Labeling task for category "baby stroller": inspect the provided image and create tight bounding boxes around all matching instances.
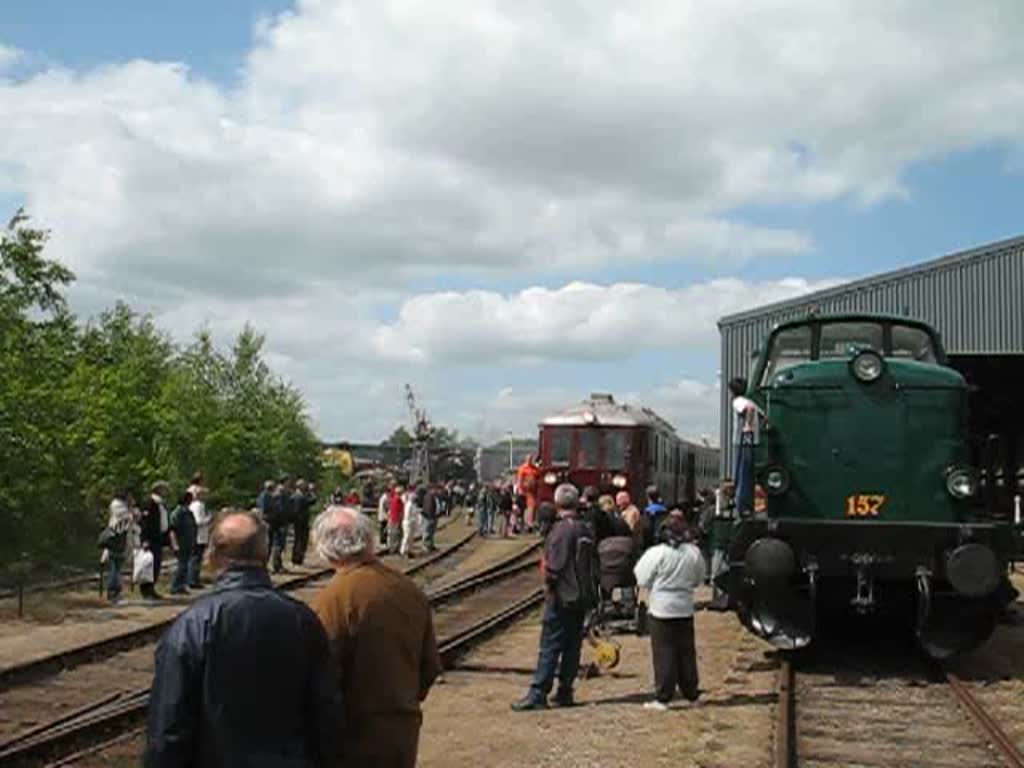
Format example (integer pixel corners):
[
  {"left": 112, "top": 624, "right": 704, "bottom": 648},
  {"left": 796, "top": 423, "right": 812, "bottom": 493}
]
[{"left": 592, "top": 535, "right": 647, "bottom": 636}]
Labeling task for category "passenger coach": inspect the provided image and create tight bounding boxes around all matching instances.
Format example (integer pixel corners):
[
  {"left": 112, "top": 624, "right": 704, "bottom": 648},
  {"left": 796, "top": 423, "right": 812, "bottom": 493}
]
[{"left": 536, "top": 393, "right": 718, "bottom": 507}]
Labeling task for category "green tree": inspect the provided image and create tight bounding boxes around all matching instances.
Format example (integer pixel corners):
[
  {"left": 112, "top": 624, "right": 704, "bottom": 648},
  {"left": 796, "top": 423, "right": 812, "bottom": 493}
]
[
  {"left": 0, "top": 209, "right": 323, "bottom": 571},
  {"left": 0, "top": 211, "right": 81, "bottom": 568}
]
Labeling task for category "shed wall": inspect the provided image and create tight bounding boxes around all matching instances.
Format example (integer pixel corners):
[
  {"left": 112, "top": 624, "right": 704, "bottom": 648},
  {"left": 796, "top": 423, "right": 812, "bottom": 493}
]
[{"left": 718, "top": 239, "right": 1024, "bottom": 474}]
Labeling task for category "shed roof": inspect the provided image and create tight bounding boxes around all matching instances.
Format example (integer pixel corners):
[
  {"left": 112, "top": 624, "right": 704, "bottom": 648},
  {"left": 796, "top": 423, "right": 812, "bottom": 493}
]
[{"left": 719, "top": 233, "right": 1024, "bottom": 328}]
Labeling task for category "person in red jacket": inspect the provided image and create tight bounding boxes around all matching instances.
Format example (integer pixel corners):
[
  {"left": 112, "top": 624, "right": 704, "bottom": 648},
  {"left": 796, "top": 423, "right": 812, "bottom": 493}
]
[{"left": 388, "top": 485, "right": 405, "bottom": 554}]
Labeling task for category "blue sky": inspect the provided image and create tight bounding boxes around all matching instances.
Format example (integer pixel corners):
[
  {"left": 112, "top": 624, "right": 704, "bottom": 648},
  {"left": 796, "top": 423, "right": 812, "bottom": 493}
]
[{"left": 2, "top": 2, "right": 1022, "bottom": 442}]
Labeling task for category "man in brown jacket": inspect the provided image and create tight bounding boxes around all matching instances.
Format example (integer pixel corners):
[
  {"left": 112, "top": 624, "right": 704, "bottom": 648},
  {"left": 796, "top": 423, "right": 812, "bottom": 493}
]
[{"left": 312, "top": 505, "right": 441, "bottom": 767}]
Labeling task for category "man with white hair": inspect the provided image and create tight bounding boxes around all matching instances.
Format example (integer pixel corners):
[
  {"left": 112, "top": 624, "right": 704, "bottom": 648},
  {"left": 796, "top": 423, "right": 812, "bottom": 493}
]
[{"left": 312, "top": 505, "right": 441, "bottom": 768}]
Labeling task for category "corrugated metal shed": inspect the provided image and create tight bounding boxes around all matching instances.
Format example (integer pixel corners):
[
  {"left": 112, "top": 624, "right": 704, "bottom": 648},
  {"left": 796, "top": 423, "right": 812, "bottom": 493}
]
[{"left": 717, "top": 234, "right": 1024, "bottom": 473}]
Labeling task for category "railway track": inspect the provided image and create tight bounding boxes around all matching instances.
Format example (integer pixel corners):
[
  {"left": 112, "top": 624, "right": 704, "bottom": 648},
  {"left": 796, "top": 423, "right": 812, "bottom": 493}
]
[
  {"left": 0, "top": 538, "right": 543, "bottom": 767},
  {"left": 0, "top": 520, "right": 475, "bottom": 694},
  {"left": 775, "top": 651, "right": 1024, "bottom": 768}
]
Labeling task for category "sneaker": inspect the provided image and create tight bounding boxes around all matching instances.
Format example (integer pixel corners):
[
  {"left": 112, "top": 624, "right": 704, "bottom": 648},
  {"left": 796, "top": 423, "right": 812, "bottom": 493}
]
[
  {"left": 643, "top": 700, "right": 669, "bottom": 711},
  {"left": 511, "top": 696, "right": 548, "bottom": 712}
]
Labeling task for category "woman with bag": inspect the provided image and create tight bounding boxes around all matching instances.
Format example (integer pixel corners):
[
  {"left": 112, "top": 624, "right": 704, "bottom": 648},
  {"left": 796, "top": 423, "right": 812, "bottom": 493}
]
[{"left": 100, "top": 490, "right": 134, "bottom": 603}]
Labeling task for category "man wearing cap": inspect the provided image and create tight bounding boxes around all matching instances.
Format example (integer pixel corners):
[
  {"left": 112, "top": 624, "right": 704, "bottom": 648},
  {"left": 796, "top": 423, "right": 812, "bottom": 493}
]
[{"left": 141, "top": 481, "right": 171, "bottom": 596}]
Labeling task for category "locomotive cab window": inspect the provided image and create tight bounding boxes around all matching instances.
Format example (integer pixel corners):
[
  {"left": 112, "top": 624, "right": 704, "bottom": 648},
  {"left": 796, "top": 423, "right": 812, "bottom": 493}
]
[
  {"left": 549, "top": 428, "right": 571, "bottom": 465},
  {"left": 762, "top": 325, "right": 813, "bottom": 383},
  {"left": 605, "top": 430, "right": 628, "bottom": 470},
  {"left": 819, "top": 321, "right": 884, "bottom": 359},
  {"left": 890, "top": 324, "right": 937, "bottom": 363},
  {"left": 576, "top": 430, "right": 600, "bottom": 469}
]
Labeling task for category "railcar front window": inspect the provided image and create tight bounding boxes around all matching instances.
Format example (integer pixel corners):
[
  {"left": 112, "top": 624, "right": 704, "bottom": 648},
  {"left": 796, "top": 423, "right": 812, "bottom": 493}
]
[
  {"left": 549, "top": 428, "right": 570, "bottom": 465},
  {"left": 605, "top": 431, "right": 627, "bottom": 469},
  {"left": 890, "top": 325, "right": 937, "bottom": 362},
  {"left": 819, "top": 322, "right": 884, "bottom": 359},
  {"left": 576, "top": 430, "right": 600, "bottom": 469},
  {"left": 762, "top": 325, "right": 813, "bottom": 383}
]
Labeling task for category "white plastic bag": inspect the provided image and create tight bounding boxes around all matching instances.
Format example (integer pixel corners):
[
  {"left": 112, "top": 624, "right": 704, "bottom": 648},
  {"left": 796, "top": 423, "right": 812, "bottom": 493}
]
[{"left": 133, "top": 548, "right": 155, "bottom": 584}]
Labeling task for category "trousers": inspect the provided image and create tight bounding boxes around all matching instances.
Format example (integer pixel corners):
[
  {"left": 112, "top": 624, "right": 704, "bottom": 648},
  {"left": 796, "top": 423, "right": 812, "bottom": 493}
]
[
  {"left": 171, "top": 548, "right": 191, "bottom": 593},
  {"left": 648, "top": 615, "right": 699, "bottom": 703},
  {"left": 423, "top": 517, "right": 437, "bottom": 551},
  {"left": 268, "top": 523, "right": 286, "bottom": 572},
  {"left": 106, "top": 554, "right": 124, "bottom": 600},
  {"left": 734, "top": 433, "right": 755, "bottom": 515},
  {"left": 400, "top": 516, "right": 420, "bottom": 556},
  {"left": 187, "top": 543, "right": 206, "bottom": 587},
  {"left": 292, "top": 519, "right": 309, "bottom": 565},
  {"left": 528, "top": 600, "right": 585, "bottom": 700},
  {"left": 388, "top": 524, "right": 402, "bottom": 554}
]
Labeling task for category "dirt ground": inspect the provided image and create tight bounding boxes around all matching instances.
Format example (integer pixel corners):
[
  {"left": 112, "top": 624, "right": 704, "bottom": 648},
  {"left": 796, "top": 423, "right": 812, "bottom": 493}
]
[{"left": 418, "top": 589, "right": 778, "bottom": 768}]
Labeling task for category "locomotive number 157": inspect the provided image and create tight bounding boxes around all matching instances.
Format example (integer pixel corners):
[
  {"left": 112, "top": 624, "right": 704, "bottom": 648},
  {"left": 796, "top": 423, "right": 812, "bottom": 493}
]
[{"left": 845, "top": 494, "right": 886, "bottom": 517}]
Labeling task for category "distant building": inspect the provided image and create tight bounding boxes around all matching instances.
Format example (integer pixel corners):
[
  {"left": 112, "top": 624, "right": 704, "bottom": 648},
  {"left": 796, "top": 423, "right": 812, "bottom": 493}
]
[{"left": 476, "top": 440, "right": 537, "bottom": 484}]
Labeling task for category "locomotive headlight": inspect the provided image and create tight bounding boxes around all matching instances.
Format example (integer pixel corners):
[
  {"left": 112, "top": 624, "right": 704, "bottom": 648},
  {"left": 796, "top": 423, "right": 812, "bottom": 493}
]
[
  {"left": 946, "top": 467, "right": 976, "bottom": 499},
  {"left": 612, "top": 474, "right": 628, "bottom": 489},
  {"left": 764, "top": 467, "right": 789, "bottom": 495},
  {"left": 543, "top": 472, "right": 558, "bottom": 485},
  {"left": 850, "top": 350, "right": 884, "bottom": 383}
]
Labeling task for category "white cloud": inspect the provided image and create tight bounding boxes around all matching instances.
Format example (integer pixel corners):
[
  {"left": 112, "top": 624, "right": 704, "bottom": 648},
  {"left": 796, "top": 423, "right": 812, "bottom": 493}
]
[
  {"left": 371, "top": 277, "right": 838, "bottom": 363},
  {"left": 2, "top": 1, "right": 1022, "bottom": 442},
  {"left": 0, "top": 45, "right": 21, "bottom": 72},
  {"left": 1, "top": 1, "right": 1022, "bottom": 296}
]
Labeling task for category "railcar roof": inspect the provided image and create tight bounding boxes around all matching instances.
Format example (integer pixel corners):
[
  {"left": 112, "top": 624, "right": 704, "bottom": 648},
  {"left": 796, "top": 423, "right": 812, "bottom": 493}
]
[{"left": 539, "top": 393, "right": 677, "bottom": 432}]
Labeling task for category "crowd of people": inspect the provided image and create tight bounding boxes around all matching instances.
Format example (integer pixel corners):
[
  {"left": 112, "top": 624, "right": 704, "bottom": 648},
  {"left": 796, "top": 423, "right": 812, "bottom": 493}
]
[
  {"left": 97, "top": 472, "right": 322, "bottom": 603},
  {"left": 508, "top": 479, "right": 735, "bottom": 713},
  {"left": 127, "top": 464, "right": 741, "bottom": 764}
]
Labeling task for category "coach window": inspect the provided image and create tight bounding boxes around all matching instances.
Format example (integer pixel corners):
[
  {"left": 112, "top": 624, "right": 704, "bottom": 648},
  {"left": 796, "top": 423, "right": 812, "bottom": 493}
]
[
  {"left": 819, "top": 321, "right": 884, "bottom": 360},
  {"left": 577, "top": 430, "right": 600, "bottom": 469},
  {"left": 550, "top": 428, "right": 571, "bottom": 465},
  {"left": 761, "top": 325, "right": 812, "bottom": 384},
  {"left": 606, "top": 431, "right": 627, "bottom": 470}
]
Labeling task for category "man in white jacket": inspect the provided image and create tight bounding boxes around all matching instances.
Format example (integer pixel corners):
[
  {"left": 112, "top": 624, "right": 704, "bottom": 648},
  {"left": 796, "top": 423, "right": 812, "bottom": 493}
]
[{"left": 634, "top": 515, "right": 706, "bottom": 710}]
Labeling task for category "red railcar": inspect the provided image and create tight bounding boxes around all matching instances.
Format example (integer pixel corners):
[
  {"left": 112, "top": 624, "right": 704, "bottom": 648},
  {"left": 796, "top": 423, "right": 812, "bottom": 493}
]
[{"left": 536, "top": 393, "right": 719, "bottom": 507}]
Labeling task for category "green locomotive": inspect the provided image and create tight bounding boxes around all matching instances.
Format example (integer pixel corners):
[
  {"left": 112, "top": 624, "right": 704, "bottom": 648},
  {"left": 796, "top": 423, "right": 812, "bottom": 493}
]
[{"left": 724, "top": 313, "right": 1016, "bottom": 658}]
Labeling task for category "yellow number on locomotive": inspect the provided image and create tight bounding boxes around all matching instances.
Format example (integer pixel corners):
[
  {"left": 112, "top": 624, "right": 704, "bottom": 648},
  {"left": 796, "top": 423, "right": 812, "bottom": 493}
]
[{"left": 845, "top": 494, "right": 885, "bottom": 517}]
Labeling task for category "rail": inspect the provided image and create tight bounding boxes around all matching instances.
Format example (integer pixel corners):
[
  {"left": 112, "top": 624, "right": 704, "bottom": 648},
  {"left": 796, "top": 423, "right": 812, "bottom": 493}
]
[
  {"left": 777, "top": 653, "right": 1024, "bottom": 768},
  {"left": 0, "top": 537, "right": 543, "bottom": 766},
  {"left": 0, "top": 527, "right": 478, "bottom": 693}
]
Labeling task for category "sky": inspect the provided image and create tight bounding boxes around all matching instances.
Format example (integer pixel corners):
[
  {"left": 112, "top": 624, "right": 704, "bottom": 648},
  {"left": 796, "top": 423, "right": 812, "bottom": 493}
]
[{"left": 2, "top": 1, "right": 1023, "bottom": 444}]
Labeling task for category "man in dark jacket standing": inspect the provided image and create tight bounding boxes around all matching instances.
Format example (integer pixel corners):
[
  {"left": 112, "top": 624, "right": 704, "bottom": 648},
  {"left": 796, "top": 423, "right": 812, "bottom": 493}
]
[
  {"left": 512, "top": 483, "right": 594, "bottom": 711},
  {"left": 144, "top": 511, "right": 343, "bottom": 768},
  {"left": 421, "top": 484, "right": 438, "bottom": 552}
]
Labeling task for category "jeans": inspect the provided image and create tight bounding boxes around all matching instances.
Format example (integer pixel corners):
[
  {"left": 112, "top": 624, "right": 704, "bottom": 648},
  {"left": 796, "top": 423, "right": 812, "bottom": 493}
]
[
  {"left": 423, "top": 517, "right": 437, "bottom": 551},
  {"left": 268, "top": 523, "right": 286, "bottom": 572},
  {"left": 477, "top": 506, "right": 491, "bottom": 536},
  {"left": 171, "top": 548, "right": 191, "bottom": 593},
  {"left": 649, "top": 615, "right": 699, "bottom": 702},
  {"left": 734, "top": 433, "right": 755, "bottom": 515},
  {"left": 106, "top": 554, "right": 124, "bottom": 600},
  {"left": 528, "top": 600, "right": 585, "bottom": 701},
  {"left": 188, "top": 543, "right": 206, "bottom": 587}
]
